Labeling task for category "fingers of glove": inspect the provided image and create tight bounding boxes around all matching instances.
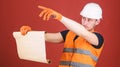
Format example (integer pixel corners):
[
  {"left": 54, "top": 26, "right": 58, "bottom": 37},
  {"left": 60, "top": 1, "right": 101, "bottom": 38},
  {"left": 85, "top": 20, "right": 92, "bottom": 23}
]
[
  {"left": 20, "top": 26, "right": 31, "bottom": 35},
  {"left": 39, "top": 9, "right": 48, "bottom": 17},
  {"left": 45, "top": 9, "right": 57, "bottom": 20},
  {"left": 43, "top": 11, "right": 51, "bottom": 20},
  {"left": 20, "top": 27, "right": 27, "bottom": 35},
  {"left": 20, "top": 29, "right": 27, "bottom": 35},
  {"left": 47, "top": 13, "right": 52, "bottom": 20}
]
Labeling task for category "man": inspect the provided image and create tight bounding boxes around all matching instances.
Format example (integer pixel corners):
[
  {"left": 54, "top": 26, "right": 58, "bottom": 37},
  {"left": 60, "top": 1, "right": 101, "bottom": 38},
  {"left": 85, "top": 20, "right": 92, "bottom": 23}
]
[{"left": 20, "top": 2, "right": 104, "bottom": 67}]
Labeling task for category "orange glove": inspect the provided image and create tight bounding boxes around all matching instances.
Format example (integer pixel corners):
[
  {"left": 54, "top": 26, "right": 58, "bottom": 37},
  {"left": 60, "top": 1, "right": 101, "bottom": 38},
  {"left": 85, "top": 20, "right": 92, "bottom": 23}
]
[
  {"left": 38, "top": 5, "right": 62, "bottom": 21},
  {"left": 20, "top": 26, "right": 31, "bottom": 35}
]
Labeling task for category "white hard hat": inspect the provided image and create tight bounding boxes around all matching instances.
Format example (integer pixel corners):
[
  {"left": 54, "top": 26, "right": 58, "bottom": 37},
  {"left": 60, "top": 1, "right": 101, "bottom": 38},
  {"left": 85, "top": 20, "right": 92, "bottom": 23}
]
[{"left": 80, "top": 3, "right": 102, "bottom": 19}]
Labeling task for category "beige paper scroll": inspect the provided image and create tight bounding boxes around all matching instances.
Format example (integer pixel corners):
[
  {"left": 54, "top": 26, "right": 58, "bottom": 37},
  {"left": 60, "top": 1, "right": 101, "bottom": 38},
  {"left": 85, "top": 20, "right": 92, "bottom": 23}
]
[{"left": 13, "top": 31, "right": 50, "bottom": 63}]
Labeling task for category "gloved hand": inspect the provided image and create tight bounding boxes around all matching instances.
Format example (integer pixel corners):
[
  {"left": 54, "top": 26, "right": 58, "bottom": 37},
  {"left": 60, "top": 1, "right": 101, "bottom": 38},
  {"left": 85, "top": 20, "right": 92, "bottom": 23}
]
[
  {"left": 38, "top": 5, "right": 62, "bottom": 21},
  {"left": 20, "top": 26, "right": 31, "bottom": 35}
]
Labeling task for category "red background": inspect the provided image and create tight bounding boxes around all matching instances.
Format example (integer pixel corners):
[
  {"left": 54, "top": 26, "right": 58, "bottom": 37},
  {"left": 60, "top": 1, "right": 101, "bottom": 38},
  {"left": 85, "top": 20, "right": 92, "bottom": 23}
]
[{"left": 0, "top": 0, "right": 120, "bottom": 67}]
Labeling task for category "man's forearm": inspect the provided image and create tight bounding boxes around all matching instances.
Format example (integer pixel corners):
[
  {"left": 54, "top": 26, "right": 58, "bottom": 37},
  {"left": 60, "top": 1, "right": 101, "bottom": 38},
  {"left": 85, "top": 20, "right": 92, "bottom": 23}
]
[{"left": 60, "top": 16, "right": 88, "bottom": 36}]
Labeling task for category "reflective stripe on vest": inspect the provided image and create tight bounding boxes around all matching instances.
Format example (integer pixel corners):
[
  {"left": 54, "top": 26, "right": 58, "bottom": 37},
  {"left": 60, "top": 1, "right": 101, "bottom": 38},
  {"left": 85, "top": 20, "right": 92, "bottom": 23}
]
[
  {"left": 60, "top": 61, "right": 93, "bottom": 67},
  {"left": 63, "top": 48, "right": 98, "bottom": 62}
]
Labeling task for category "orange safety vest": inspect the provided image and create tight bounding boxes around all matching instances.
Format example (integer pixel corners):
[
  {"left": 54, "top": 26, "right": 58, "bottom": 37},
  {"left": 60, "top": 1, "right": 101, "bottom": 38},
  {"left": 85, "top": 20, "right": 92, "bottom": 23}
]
[{"left": 59, "top": 31, "right": 104, "bottom": 67}]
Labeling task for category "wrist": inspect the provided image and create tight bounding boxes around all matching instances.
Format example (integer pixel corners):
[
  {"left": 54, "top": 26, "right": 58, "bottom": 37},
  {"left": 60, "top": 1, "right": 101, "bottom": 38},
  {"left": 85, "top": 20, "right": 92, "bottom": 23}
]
[{"left": 58, "top": 14, "right": 62, "bottom": 21}]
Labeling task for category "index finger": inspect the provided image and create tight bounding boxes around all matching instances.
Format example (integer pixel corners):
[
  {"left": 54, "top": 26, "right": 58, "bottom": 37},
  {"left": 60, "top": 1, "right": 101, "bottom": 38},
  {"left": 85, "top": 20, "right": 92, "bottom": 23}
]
[{"left": 38, "top": 5, "right": 47, "bottom": 9}]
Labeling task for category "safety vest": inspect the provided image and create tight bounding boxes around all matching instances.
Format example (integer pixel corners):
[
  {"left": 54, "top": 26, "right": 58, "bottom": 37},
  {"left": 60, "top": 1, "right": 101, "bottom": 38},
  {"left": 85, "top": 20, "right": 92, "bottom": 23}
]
[{"left": 59, "top": 31, "right": 104, "bottom": 67}]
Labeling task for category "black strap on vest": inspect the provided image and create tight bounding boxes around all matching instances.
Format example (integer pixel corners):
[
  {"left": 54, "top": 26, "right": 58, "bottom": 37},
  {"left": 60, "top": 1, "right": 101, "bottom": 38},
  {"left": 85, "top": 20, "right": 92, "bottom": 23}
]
[{"left": 73, "top": 35, "right": 78, "bottom": 41}]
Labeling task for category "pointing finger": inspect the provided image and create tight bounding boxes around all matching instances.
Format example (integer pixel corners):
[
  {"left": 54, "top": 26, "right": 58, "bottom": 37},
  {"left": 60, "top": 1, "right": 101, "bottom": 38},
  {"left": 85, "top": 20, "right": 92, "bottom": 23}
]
[{"left": 38, "top": 5, "right": 47, "bottom": 9}]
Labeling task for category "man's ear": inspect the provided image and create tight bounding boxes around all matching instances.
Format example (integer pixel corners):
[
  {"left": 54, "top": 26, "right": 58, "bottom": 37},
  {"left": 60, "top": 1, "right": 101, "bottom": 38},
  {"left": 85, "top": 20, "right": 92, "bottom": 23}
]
[{"left": 95, "top": 20, "right": 100, "bottom": 25}]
